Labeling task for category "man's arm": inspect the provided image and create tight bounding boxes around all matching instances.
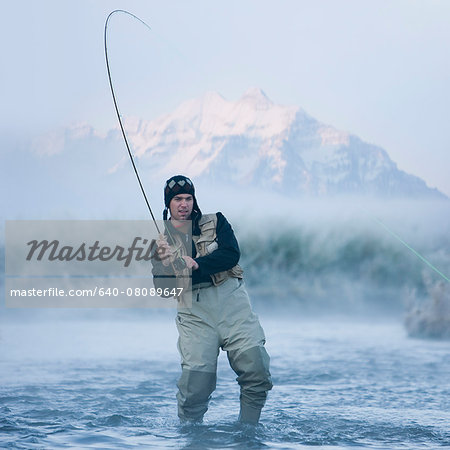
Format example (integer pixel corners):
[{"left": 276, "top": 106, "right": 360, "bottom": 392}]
[{"left": 194, "top": 212, "right": 240, "bottom": 276}]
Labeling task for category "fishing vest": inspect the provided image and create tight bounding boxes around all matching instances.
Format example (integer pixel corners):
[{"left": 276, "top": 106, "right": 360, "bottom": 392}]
[{"left": 193, "top": 213, "right": 244, "bottom": 286}]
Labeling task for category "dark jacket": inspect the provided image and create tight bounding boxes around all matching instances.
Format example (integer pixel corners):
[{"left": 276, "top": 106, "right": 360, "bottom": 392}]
[{"left": 151, "top": 212, "right": 240, "bottom": 288}]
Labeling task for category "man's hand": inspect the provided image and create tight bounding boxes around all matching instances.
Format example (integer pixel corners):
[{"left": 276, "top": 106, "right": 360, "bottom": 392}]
[
  {"left": 156, "top": 235, "right": 174, "bottom": 266},
  {"left": 182, "top": 256, "right": 199, "bottom": 270}
]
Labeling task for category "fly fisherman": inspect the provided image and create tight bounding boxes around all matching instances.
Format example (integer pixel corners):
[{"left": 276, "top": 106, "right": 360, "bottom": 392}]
[{"left": 151, "top": 175, "right": 272, "bottom": 424}]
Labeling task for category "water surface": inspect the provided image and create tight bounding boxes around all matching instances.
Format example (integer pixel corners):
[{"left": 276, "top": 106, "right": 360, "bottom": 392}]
[{"left": 1, "top": 314, "right": 449, "bottom": 448}]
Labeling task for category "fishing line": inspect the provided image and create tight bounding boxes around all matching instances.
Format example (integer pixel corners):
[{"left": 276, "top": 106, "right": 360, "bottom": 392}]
[{"left": 366, "top": 210, "right": 449, "bottom": 283}]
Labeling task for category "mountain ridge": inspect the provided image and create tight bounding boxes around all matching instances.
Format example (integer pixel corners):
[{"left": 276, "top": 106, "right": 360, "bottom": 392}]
[{"left": 33, "top": 88, "right": 447, "bottom": 200}]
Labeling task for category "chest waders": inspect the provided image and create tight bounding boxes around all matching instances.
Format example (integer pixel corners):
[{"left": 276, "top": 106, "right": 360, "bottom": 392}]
[{"left": 175, "top": 214, "right": 273, "bottom": 424}]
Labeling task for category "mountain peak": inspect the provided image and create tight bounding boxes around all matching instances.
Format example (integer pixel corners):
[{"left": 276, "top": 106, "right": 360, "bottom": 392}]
[
  {"left": 239, "top": 87, "right": 273, "bottom": 107},
  {"left": 114, "top": 89, "right": 446, "bottom": 199},
  {"left": 201, "top": 90, "right": 226, "bottom": 103}
]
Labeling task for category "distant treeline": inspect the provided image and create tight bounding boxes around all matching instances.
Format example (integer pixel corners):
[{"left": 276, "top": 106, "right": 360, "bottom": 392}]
[
  {"left": 238, "top": 222, "right": 449, "bottom": 314},
  {"left": 1, "top": 221, "right": 448, "bottom": 316}
]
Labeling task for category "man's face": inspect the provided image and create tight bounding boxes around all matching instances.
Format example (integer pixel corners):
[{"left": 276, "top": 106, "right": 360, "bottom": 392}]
[{"left": 169, "top": 194, "right": 194, "bottom": 221}]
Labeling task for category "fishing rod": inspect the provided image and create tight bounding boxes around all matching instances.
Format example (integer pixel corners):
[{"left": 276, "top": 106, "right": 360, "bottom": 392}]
[
  {"left": 104, "top": 9, "right": 187, "bottom": 273},
  {"left": 104, "top": 9, "right": 161, "bottom": 234}
]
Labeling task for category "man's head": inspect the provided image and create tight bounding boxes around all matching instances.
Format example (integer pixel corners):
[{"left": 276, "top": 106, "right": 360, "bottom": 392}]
[{"left": 163, "top": 175, "right": 201, "bottom": 220}]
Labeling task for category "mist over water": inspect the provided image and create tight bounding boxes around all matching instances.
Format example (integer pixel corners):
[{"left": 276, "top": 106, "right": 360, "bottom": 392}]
[
  {"left": 3, "top": 195, "right": 449, "bottom": 319},
  {"left": 1, "top": 195, "right": 449, "bottom": 327},
  {"left": 226, "top": 194, "right": 450, "bottom": 320}
]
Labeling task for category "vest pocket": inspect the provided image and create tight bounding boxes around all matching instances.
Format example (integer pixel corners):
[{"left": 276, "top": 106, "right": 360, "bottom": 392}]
[{"left": 205, "top": 241, "right": 218, "bottom": 254}]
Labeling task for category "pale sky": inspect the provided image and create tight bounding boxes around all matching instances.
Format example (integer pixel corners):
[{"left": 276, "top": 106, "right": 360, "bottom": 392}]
[{"left": 2, "top": 0, "right": 450, "bottom": 196}]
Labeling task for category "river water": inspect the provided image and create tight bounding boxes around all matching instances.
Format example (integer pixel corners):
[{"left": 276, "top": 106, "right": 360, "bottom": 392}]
[{"left": 0, "top": 312, "right": 449, "bottom": 449}]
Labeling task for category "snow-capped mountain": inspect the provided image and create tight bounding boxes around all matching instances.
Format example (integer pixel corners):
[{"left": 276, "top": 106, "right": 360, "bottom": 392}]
[
  {"left": 113, "top": 87, "right": 444, "bottom": 198},
  {"left": 25, "top": 87, "right": 445, "bottom": 204}
]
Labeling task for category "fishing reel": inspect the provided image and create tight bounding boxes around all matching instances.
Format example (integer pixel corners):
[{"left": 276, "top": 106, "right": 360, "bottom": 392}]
[{"left": 172, "top": 256, "right": 187, "bottom": 272}]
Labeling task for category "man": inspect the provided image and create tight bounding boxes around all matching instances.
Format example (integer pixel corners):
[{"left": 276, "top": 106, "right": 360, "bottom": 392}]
[{"left": 152, "top": 175, "right": 272, "bottom": 424}]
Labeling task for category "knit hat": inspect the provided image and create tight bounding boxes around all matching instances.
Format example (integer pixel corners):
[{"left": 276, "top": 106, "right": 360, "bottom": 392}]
[{"left": 163, "top": 175, "right": 201, "bottom": 220}]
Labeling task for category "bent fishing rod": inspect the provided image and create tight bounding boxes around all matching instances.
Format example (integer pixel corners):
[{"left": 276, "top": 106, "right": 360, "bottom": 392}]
[
  {"left": 104, "top": 9, "right": 187, "bottom": 272},
  {"left": 104, "top": 9, "right": 161, "bottom": 234}
]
